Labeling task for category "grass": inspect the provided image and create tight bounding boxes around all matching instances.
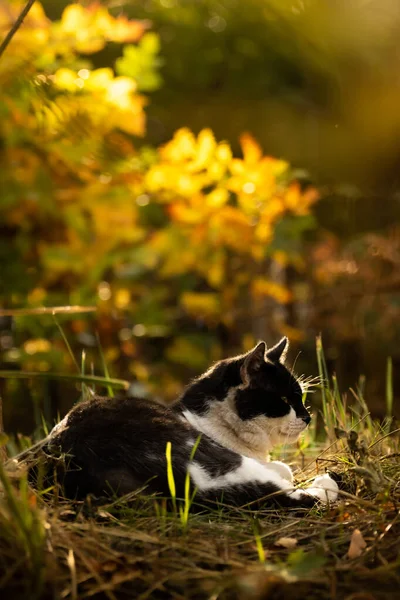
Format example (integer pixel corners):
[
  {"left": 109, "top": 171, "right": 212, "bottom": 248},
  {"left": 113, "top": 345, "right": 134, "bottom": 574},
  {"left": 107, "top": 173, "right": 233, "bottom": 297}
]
[{"left": 0, "top": 340, "right": 399, "bottom": 599}]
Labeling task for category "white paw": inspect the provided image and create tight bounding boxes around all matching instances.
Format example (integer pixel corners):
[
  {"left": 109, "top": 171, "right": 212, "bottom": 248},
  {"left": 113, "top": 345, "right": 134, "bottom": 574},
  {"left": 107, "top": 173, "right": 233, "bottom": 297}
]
[
  {"left": 306, "top": 474, "right": 339, "bottom": 503},
  {"left": 266, "top": 461, "right": 294, "bottom": 483}
]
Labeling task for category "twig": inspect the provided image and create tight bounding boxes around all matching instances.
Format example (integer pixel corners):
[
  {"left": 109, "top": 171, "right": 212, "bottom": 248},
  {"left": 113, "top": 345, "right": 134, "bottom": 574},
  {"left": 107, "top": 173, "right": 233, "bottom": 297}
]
[{"left": 0, "top": 0, "right": 37, "bottom": 59}]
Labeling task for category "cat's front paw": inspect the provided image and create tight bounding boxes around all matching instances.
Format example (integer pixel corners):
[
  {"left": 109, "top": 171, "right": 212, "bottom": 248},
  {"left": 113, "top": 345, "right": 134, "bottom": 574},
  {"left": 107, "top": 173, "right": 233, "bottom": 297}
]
[
  {"left": 306, "top": 473, "right": 339, "bottom": 503},
  {"left": 267, "top": 461, "right": 293, "bottom": 483}
]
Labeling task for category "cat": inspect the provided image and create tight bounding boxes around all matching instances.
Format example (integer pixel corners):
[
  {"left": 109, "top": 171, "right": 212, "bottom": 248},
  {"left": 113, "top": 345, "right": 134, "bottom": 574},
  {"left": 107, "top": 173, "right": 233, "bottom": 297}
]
[{"left": 35, "top": 337, "right": 339, "bottom": 508}]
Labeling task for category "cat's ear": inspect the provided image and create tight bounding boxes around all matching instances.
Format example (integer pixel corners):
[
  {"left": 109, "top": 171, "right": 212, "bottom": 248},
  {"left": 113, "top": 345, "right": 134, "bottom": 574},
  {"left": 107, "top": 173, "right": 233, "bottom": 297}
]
[
  {"left": 266, "top": 337, "right": 289, "bottom": 364},
  {"left": 240, "top": 341, "right": 266, "bottom": 383}
]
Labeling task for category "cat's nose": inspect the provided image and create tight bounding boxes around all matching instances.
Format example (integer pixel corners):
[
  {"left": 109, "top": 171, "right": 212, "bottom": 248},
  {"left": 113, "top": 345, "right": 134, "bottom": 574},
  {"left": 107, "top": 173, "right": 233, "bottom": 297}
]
[{"left": 302, "top": 415, "right": 311, "bottom": 425}]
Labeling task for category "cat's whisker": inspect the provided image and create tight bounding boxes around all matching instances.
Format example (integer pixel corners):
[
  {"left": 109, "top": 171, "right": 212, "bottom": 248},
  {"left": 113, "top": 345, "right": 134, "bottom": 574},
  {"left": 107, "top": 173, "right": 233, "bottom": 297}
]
[{"left": 290, "top": 351, "right": 302, "bottom": 376}]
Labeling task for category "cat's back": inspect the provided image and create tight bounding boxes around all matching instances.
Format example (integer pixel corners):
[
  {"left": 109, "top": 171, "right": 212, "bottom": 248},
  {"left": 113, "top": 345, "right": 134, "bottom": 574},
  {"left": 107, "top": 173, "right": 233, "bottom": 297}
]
[
  {"left": 43, "top": 395, "right": 195, "bottom": 498},
  {"left": 51, "top": 394, "right": 190, "bottom": 449}
]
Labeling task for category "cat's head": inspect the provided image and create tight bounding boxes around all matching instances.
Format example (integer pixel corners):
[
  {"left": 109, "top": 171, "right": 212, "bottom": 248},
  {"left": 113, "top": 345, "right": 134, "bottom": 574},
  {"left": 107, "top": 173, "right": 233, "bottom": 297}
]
[
  {"left": 180, "top": 337, "right": 311, "bottom": 455},
  {"left": 233, "top": 338, "right": 311, "bottom": 446}
]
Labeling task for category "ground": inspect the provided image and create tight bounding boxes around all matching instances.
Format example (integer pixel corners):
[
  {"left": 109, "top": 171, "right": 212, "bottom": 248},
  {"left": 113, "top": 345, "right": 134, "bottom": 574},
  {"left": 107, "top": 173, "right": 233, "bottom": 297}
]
[{"left": 1, "top": 424, "right": 399, "bottom": 600}]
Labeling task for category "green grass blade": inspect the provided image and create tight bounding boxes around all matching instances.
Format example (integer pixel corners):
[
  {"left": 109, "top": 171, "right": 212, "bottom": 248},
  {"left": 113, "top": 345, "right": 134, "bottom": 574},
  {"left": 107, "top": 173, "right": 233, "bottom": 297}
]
[
  {"left": 180, "top": 435, "right": 202, "bottom": 528},
  {"left": 252, "top": 518, "right": 266, "bottom": 563},
  {"left": 96, "top": 332, "right": 114, "bottom": 398},
  {"left": 53, "top": 315, "right": 80, "bottom": 372},
  {"left": 165, "top": 441, "right": 177, "bottom": 513},
  {"left": 316, "top": 336, "right": 330, "bottom": 435}
]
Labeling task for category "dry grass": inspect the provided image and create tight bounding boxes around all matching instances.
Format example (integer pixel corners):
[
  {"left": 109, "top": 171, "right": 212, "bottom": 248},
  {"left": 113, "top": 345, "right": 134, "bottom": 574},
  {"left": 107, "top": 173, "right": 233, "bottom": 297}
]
[
  {"left": 1, "top": 336, "right": 399, "bottom": 599},
  {"left": 1, "top": 425, "right": 399, "bottom": 600}
]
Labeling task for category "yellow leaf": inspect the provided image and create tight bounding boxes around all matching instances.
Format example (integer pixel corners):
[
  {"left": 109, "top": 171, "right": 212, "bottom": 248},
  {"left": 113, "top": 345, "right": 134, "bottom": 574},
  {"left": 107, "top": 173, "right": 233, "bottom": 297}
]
[
  {"left": 240, "top": 132, "right": 262, "bottom": 164},
  {"left": 175, "top": 173, "right": 204, "bottom": 196},
  {"left": 206, "top": 256, "right": 225, "bottom": 288},
  {"left": 61, "top": 4, "right": 88, "bottom": 33},
  {"left": 209, "top": 207, "right": 253, "bottom": 252},
  {"left": 60, "top": 4, "right": 147, "bottom": 52},
  {"left": 283, "top": 184, "right": 319, "bottom": 215},
  {"left": 53, "top": 68, "right": 79, "bottom": 91},
  {"left": 169, "top": 203, "right": 204, "bottom": 224},
  {"left": 115, "top": 289, "right": 131, "bottom": 309},
  {"left": 161, "top": 128, "right": 196, "bottom": 162},
  {"left": 206, "top": 188, "right": 229, "bottom": 209},
  {"left": 24, "top": 339, "right": 52, "bottom": 355},
  {"left": 272, "top": 250, "right": 289, "bottom": 267},
  {"left": 255, "top": 223, "right": 272, "bottom": 244},
  {"left": 106, "top": 77, "right": 137, "bottom": 109},
  {"left": 215, "top": 142, "right": 232, "bottom": 163},
  {"left": 229, "top": 159, "right": 246, "bottom": 176},
  {"left": 85, "top": 68, "right": 114, "bottom": 89},
  {"left": 188, "top": 128, "right": 216, "bottom": 171},
  {"left": 252, "top": 278, "right": 292, "bottom": 304},
  {"left": 208, "top": 161, "right": 227, "bottom": 180},
  {"left": 181, "top": 292, "right": 220, "bottom": 318}
]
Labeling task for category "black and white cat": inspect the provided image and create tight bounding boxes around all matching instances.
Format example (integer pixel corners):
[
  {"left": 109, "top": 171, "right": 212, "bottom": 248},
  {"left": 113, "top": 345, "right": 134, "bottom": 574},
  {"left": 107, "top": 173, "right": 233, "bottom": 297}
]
[{"left": 41, "top": 337, "right": 338, "bottom": 508}]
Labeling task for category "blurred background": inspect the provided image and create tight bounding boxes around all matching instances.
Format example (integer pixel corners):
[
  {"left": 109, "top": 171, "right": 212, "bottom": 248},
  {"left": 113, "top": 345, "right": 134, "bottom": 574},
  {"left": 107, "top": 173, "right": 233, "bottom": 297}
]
[{"left": 0, "top": 0, "right": 399, "bottom": 437}]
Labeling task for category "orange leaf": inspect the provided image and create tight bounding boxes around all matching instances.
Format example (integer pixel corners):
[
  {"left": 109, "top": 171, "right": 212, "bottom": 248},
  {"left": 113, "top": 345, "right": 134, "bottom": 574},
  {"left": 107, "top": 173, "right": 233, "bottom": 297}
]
[
  {"left": 240, "top": 132, "right": 262, "bottom": 164},
  {"left": 347, "top": 529, "right": 367, "bottom": 559}
]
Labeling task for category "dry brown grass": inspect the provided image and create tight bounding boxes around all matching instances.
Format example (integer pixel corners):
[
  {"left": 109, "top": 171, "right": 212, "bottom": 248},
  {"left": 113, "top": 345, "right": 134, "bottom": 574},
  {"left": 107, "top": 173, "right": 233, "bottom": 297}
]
[{"left": 1, "top": 428, "right": 399, "bottom": 600}]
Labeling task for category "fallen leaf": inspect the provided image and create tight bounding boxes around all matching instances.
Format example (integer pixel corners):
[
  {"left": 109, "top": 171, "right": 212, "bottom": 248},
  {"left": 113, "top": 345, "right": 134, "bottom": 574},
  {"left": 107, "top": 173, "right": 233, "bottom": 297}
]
[
  {"left": 347, "top": 528, "right": 367, "bottom": 559},
  {"left": 275, "top": 537, "right": 298, "bottom": 549}
]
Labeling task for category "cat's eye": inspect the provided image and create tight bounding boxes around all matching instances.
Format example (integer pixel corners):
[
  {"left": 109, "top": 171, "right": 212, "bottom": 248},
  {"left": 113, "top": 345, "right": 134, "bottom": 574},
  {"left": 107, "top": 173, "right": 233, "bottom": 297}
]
[{"left": 281, "top": 396, "right": 289, "bottom": 404}]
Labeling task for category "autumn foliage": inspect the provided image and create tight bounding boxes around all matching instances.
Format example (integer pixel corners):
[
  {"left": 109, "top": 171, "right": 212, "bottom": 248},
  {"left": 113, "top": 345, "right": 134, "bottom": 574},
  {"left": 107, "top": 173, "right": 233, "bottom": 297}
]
[{"left": 0, "top": 2, "right": 319, "bottom": 402}]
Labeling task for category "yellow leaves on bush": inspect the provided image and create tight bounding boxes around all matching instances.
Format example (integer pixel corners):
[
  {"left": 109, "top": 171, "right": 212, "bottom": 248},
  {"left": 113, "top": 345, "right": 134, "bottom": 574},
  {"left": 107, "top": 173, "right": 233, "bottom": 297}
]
[
  {"left": 188, "top": 129, "right": 217, "bottom": 172},
  {"left": 169, "top": 201, "right": 205, "bottom": 225},
  {"left": 240, "top": 132, "right": 263, "bottom": 164},
  {"left": 1, "top": 2, "right": 148, "bottom": 139},
  {"left": 159, "top": 128, "right": 197, "bottom": 162},
  {"left": 89, "top": 202, "right": 138, "bottom": 243},
  {"left": 0, "top": 2, "right": 50, "bottom": 50},
  {"left": 252, "top": 278, "right": 292, "bottom": 304},
  {"left": 283, "top": 183, "right": 319, "bottom": 215},
  {"left": 0, "top": 1, "right": 322, "bottom": 395},
  {"left": 206, "top": 188, "right": 229, "bottom": 209},
  {"left": 228, "top": 134, "right": 287, "bottom": 212},
  {"left": 148, "top": 128, "right": 229, "bottom": 194},
  {"left": 23, "top": 339, "right": 52, "bottom": 355},
  {"left": 209, "top": 207, "right": 254, "bottom": 253},
  {"left": 60, "top": 3, "right": 148, "bottom": 54},
  {"left": 53, "top": 68, "right": 146, "bottom": 136},
  {"left": 180, "top": 292, "right": 220, "bottom": 319},
  {"left": 143, "top": 127, "right": 320, "bottom": 316}
]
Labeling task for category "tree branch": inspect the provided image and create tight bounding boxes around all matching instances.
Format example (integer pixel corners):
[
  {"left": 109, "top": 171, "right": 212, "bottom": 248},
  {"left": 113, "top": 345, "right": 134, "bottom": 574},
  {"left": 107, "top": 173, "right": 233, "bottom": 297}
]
[{"left": 0, "top": 0, "right": 36, "bottom": 59}]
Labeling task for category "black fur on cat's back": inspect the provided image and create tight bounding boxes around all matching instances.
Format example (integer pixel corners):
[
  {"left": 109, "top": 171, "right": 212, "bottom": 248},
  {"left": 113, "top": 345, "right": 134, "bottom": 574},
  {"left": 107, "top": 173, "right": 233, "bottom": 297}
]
[{"left": 38, "top": 395, "right": 242, "bottom": 501}]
